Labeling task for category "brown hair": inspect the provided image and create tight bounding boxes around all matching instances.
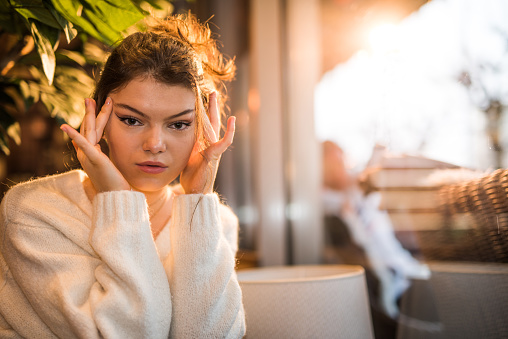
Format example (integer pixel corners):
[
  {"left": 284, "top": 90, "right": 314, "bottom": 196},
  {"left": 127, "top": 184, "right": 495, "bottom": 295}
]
[{"left": 93, "top": 12, "right": 236, "bottom": 147}]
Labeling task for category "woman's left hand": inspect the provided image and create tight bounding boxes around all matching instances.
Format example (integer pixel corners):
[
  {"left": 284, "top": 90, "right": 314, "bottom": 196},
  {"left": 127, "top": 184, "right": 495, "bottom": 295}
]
[{"left": 180, "top": 92, "right": 236, "bottom": 194}]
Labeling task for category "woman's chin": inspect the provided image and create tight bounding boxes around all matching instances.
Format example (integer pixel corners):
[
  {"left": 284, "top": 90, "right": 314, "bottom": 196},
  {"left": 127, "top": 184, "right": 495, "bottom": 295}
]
[{"left": 128, "top": 178, "right": 175, "bottom": 193}]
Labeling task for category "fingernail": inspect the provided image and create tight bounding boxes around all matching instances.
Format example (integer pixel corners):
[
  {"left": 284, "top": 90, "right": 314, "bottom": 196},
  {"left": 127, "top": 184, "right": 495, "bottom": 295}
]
[
  {"left": 84, "top": 98, "right": 89, "bottom": 107},
  {"left": 105, "top": 97, "right": 111, "bottom": 105}
]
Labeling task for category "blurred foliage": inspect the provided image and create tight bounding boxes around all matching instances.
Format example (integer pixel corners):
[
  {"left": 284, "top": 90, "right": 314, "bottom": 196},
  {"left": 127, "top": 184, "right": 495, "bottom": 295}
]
[{"left": 0, "top": 0, "right": 174, "bottom": 155}]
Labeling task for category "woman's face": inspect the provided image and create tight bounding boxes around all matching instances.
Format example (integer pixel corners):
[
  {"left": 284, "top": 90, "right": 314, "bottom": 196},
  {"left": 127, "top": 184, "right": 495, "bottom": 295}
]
[{"left": 104, "top": 76, "right": 197, "bottom": 192}]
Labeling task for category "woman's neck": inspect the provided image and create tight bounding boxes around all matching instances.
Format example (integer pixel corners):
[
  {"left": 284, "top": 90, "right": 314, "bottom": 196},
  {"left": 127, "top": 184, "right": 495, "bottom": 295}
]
[
  {"left": 143, "top": 187, "right": 173, "bottom": 238},
  {"left": 141, "top": 186, "right": 170, "bottom": 209}
]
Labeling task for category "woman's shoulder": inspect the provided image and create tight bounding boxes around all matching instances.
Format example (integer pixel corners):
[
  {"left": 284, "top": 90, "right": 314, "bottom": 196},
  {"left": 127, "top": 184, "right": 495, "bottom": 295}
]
[
  {"left": 1, "top": 170, "right": 88, "bottom": 223},
  {"left": 3, "top": 170, "right": 84, "bottom": 200}
]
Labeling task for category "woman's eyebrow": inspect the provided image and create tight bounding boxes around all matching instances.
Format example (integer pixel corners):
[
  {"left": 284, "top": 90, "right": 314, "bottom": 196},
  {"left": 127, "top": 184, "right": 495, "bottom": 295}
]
[{"left": 114, "top": 103, "right": 195, "bottom": 119}]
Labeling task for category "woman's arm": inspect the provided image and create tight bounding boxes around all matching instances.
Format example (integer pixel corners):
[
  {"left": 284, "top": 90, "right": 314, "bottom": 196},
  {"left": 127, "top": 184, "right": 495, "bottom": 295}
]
[
  {"left": 164, "top": 193, "right": 245, "bottom": 338},
  {"left": 1, "top": 187, "right": 172, "bottom": 339}
]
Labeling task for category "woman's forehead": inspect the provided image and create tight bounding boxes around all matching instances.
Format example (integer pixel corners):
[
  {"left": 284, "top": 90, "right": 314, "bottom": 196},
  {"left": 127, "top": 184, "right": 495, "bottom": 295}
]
[
  {"left": 115, "top": 77, "right": 194, "bottom": 99},
  {"left": 110, "top": 77, "right": 197, "bottom": 116}
]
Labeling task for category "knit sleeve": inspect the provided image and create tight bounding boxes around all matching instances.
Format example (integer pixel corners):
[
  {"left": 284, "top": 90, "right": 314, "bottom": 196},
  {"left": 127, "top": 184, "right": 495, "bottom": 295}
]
[
  {"left": 164, "top": 193, "right": 246, "bottom": 338},
  {"left": 1, "top": 188, "right": 172, "bottom": 339}
]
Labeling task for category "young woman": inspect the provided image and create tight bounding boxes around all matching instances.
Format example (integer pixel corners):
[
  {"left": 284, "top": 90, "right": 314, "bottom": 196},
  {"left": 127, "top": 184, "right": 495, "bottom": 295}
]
[{"left": 0, "top": 13, "right": 245, "bottom": 338}]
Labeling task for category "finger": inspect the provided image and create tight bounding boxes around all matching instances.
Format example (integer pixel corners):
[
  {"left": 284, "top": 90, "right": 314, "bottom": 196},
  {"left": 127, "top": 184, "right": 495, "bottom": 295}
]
[
  {"left": 62, "top": 123, "right": 80, "bottom": 140},
  {"left": 208, "top": 91, "right": 220, "bottom": 137},
  {"left": 202, "top": 102, "right": 217, "bottom": 143},
  {"left": 222, "top": 115, "right": 236, "bottom": 148},
  {"left": 95, "top": 97, "right": 113, "bottom": 141},
  {"left": 81, "top": 98, "right": 97, "bottom": 144},
  {"left": 61, "top": 124, "right": 101, "bottom": 163},
  {"left": 69, "top": 139, "right": 79, "bottom": 154},
  {"left": 62, "top": 125, "right": 81, "bottom": 154},
  {"left": 207, "top": 116, "right": 235, "bottom": 157}
]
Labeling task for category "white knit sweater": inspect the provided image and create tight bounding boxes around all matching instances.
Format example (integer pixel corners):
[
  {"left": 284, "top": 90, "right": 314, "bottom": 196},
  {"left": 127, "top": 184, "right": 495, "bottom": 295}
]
[{"left": 0, "top": 170, "right": 245, "bottom": 338}]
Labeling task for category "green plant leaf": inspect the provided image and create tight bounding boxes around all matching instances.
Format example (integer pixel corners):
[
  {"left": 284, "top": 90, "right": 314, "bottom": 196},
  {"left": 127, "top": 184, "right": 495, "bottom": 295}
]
[
  {"left": 19, "top": 79, "right": 39, "bottom": 108},
  {"left": 0, "top": 0, "right": 28, "bottom": 34},
  {"left": 7, "top": 121, "right": 21, "bottom": 144},
  {"left": 50, "top": 0, "right": 144, "bottom": 45},
  {"left": 0, "top": 135, "right": 10, "bottom": 155},
  {"left": 56, "top": 49, "right": 87, "bottom": 66},
  {"left": 79, "top": 9, "right": 122, "bottom": 44},
  {"left": 0, "top": 106, "right": 20, "bottom": 154},
  {"left": 82, "top": 0, "right": 144, "bottom": 32},
  {"left": 135, "top": 0, "right": 174, "bottom": 18},
  {"left": 39, "top": 65, "right": 94, "bottom": 128},
  {"left": 14, "top": 65, "right": 94, "bottom": 130},
  {"left": 82, "top": 40, "right": 108, "bottom": 64},
  {"left": 29, "top": 19, "right": 59, "bottom": 85},
  {"left": 49, "top": 0, "right": 113, "bottom": 43},
  {"left": 45, "top": 2, "right": 78, "bottom": 42},
  {"left": 10, "top": 0, "right": 62, "bottom": 28},
  {"left": 26, "top": 65, "right": 44, "bottom": 81},
  {"left": 137, "top": 0, "right": 163, "bottom": 11},
  {"left": 6, "top": 0, "right": 76, "bottom": 40}
]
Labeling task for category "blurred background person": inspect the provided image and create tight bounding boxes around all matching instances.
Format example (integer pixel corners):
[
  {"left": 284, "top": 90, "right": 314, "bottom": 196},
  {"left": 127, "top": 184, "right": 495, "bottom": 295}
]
[{"left": 321, "top": 140, "right": 429, "bottom": 338}]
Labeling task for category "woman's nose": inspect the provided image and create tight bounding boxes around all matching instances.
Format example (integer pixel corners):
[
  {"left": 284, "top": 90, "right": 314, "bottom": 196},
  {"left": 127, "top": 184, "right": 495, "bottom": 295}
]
[{"left": 143, "top": 128, "right": 166, "bottom": 154}]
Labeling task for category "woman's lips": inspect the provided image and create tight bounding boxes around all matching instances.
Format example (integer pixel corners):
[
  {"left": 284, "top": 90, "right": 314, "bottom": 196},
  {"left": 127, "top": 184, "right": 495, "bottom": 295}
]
[{"left": 136, "top": 161, "right": 167, "bottom": 174}]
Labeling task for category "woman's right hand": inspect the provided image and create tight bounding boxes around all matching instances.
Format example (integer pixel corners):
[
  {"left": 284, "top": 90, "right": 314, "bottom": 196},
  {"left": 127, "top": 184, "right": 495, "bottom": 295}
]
[{"left": 60, "top": 98, "right": 131, "bottom": 193}]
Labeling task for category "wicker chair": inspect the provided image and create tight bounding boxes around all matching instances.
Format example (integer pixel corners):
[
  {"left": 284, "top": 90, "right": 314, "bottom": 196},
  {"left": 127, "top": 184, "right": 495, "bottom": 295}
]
[{"left": 436, "top": 168, "right": 508, "bottom": 263}]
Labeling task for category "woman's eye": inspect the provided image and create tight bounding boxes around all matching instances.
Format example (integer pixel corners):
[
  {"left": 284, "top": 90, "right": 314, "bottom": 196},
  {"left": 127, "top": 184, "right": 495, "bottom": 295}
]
[
  {"left": 119, "top": 116, "right": 141, "bottom": 126},
  {"left": 170, "top": 121, "right": 191, "bottom": 130}
]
